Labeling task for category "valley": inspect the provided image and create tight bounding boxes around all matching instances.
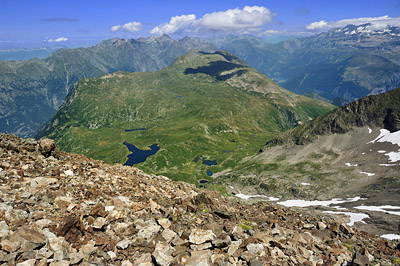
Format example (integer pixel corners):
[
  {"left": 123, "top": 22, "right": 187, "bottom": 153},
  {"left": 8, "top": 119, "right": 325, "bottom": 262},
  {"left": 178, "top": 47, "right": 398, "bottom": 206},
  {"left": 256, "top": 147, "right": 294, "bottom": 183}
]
[{"left": 35, "top": 50, "right": 333, "bottom": 184}]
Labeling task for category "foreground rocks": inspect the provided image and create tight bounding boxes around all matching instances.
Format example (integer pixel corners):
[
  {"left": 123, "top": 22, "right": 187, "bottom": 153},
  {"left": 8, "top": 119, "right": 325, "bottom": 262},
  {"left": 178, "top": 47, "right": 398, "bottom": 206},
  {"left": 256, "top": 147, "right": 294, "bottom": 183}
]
[{"left": 0, "top": 133, "right": 399, "bottom": 265}]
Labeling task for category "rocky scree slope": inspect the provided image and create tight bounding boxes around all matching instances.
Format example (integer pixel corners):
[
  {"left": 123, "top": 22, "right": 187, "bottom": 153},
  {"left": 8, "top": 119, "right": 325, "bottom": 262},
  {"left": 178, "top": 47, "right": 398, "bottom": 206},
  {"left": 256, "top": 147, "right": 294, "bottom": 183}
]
[
  {"left": 0, "top": 35, "right": 214, "bottom": 138},
  {"left": 0, "top": 133, "right": 399, "bottom": 265}
]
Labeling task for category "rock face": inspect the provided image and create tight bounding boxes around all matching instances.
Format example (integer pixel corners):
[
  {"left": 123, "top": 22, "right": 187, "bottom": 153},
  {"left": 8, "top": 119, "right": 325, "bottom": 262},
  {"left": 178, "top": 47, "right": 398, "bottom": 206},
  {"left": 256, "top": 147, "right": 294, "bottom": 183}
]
[
  {"left": 264, "top": 87, "right": 400, "bottom": 147},
  {"left": 0, "top": 132, "right": 398, "bottom": 265}
]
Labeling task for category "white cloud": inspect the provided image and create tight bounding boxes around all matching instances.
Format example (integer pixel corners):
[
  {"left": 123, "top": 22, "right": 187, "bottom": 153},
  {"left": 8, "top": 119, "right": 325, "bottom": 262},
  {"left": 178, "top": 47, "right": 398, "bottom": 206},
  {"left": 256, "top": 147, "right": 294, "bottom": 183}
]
[
  {"left": 306, "top": 20, "right": 328, "bottom": 30},
  {"left": 199, "top": 6, "right": 274, "bottom": 31},
  {"left": 46, "top": 37, "right": 68, "bottom": 42},
  {"left": 150, "top": 6, "right": 277, "bottom": 35},
  {"left": 259, "top": 30, "right": 280, "bottom": 36},
  {"left": 111, "top": 21, "right": 142, "bottom": 33},
  {"left": 306, "top": 16, "right": 400, "bottom": 31},
  {"left": 150, "top": 14, "right": 196, "bottom": 35}
]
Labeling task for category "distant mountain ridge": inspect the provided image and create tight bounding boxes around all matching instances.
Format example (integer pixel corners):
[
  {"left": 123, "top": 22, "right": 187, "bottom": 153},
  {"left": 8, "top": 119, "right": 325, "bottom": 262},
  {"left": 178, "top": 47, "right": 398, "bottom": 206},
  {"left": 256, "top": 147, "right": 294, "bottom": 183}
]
[
  {"left": 0, "top": 46, "right": 63, "bottom": 61},
  {"left": 0, "top": 35, "right": 215, "bottom": 137},
  {"left": 210, "top": 24, "right": 400, "bottom": 105}
]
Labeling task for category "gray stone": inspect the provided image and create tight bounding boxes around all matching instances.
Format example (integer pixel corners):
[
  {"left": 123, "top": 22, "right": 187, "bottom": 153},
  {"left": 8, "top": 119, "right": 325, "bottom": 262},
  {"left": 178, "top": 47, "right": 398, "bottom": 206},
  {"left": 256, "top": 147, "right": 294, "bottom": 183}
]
[
  {"left": 152, "top": 242, "right": 175, "bottom": 266},
  {"left": 121, "top": 261, "right": 133, "bottom": 266},
  {"left": 49, "top": 261, "right": 71, "bottom": 266},
  {"left": 186, "top": 250, "right": 212, "bottom": 266},
  {"left": 247, "top": 243, "right": 267, "bottom": 256},
  {"left": 189, "top": 229, "right": 216, "bottom": 244},
  {"left": 161, "top": 229, "right": 177, "bottom": 243},
  {"left": 0, "top": 221, "right": 9, "bottom": 238},
  {"left": 317, "top": 222, "right": 327, "bottom": 230},
  {"left": 16, "top": 259, "right": 36, "bottom": 266},
  {"left": 92, "top": 217, "right": 107, "bottom": 229},
  {"left": 137, "top": 220, "right": 161, "bottom": 242},
  {"left": 190, "top": 242, "right": 212, "bottom": 251},
  {"left": 227, "top": 240, "right": 242, "bottom": 256},
  {"left": 157, "top": 218, "right": 171, "bottom": 229},
  {"left": 117, "top": 238, "right": 131, "bottom": 249}
]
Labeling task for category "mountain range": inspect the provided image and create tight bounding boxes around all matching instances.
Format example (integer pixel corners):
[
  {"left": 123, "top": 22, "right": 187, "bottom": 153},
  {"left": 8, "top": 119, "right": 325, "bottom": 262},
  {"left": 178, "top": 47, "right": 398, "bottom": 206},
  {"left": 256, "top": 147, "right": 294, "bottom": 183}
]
[
  {"left": 0, "top": 35, "right": 214, "bottom": 137},
  {"left": 2, "top": 24, "right": 400, "bottom": 138},
  {"left": 35, "top": 50, "right": 333, "bottom": 183},
  {"left": 0, "top": 46, "right": 63, "bottom": 61},
  {"left": 211, "top": 23, "right": 400, "bottom": 105}
]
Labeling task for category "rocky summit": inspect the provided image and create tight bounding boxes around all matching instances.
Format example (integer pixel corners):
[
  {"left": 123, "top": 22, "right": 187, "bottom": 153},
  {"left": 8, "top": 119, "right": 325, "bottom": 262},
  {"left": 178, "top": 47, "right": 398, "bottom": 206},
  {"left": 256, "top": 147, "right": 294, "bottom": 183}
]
[{"left": 0, "top": 133, "right": 399, "bottom": 266}]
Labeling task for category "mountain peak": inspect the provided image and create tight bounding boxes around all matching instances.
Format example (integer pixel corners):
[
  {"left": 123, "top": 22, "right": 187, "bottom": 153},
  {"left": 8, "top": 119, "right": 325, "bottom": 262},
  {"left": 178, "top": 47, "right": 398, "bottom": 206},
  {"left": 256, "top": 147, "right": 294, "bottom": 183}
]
[
  {"left": 172, "top": 50, "right": 247, "bottom": 68},
  {"left": 329, "top": 23, "right": 400, "bottom": 36}
]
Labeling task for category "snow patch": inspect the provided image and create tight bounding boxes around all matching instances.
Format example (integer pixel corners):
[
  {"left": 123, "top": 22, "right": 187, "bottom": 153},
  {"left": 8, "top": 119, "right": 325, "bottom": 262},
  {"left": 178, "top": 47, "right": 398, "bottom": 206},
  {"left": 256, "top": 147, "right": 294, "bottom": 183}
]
[
  {"left": 354, "top": 205, "right": 400, "bottom": 216},
  {"left": 377, "top": 150, "right": 386, "bottom": 153},
  {"left": 368, "top": 129, "right": 400, "bottom": 162},
  {"left": 345, "top": 163, "right": 358, "bottom": 167},
  {"left": 235, "top": 193, "right": 280, "bottom": 201},
  {"left": 333, "top": 206, "right": 347, "bottom": 210},
  {"left": 360, "top": 172, "right": 375, "bottom": 176},
  {"left": 268, "top": 197, "right": 280, "bottom": 201},
  {"left": 323, "top": 211, "right": 369, "bottom": 226},
  {"left": 278, "top": 196, "right": 364, "bottom": 207},
  {"left": 231, "top": 186, "right": 280, "bottom": 201},
  {"left": 381, "top": 234, "right": 400, "bottom": 240},
  {"left": 301, "top": 182, "right": 310, "bottom": 186},
  {"left": 379, "top": 163, "right": 398, "bottom": 166},
  {"left": 385, "top": 151, "right": 400, "bottom": 163},
  {"left": 368, "top": 127, "right": 372, "bottom": 134},
  {"left": 361, "top": 152, "right": 366, "bottom": 155}
]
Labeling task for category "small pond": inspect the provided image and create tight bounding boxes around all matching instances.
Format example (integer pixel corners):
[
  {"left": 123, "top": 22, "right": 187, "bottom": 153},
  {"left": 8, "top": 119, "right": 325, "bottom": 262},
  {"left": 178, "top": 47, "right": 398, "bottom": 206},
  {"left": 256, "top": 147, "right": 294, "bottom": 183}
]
[
  {"left": 123, "top": 142, "right": 160, "bottom": 166},
  {"left": 125, "top": 128, "right": 147, "bottom": 132}
]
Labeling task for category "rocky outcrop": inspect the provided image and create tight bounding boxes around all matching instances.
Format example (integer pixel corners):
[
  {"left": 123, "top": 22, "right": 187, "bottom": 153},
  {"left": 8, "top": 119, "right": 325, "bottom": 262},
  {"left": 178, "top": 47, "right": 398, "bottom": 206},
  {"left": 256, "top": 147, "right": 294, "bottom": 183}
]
[
  {"left": 0, "top": 133, "right": 398, "bottom": 265},
  {"left": 263, "top": 87, "right": 400, "bottom": 148}
]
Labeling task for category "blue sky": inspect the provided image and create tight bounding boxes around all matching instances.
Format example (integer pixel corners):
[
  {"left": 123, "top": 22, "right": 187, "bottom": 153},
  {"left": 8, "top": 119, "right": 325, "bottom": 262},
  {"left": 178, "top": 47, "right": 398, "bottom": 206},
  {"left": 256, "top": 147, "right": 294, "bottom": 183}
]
[{"left": 1, "top": 0, "right": 400, "bottom": 48}]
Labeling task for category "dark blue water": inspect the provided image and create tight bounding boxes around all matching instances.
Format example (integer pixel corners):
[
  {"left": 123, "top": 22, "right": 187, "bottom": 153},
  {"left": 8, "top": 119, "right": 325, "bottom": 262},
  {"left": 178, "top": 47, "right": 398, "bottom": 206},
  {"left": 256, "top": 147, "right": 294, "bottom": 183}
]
[
  {"left": 199, "top": 179, "right": 209, "bottom": 184},
  {"left": 206, "top": 170, "right": 213, "bottom": 176},
  {"left": 123, "top": 142, "right": 160, "bottom": 166},
  {"left": 176, "top": 96, "right": 182, "bottom": 99},
  {"left": 202, "top": 159, "right": 217, "bottom": 166},
  {"left": 125, "top": 128, "right": 147, "bottom": 132}
]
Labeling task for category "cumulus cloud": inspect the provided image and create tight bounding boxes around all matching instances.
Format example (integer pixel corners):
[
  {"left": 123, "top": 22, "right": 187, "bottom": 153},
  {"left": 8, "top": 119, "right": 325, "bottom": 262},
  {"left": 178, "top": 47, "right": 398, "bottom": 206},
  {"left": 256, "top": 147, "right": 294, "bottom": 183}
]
[
  {"left": 150, "top": 14, "right": 196, "bottom": 35},
  {"left": 306, "top": 16, "right": 400, "bottom": 31},
  {"left": 111, "top": 21, "right": 142, "bottom": 33},
  {"left": 306, "top": 20, "right": 328, "bottom": 30},
  {"left": 46, "top": 37, "right": 68, "bottom": 42},
  {"left": 150, "top": 6, "right": 277, "bottom": 35}
]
